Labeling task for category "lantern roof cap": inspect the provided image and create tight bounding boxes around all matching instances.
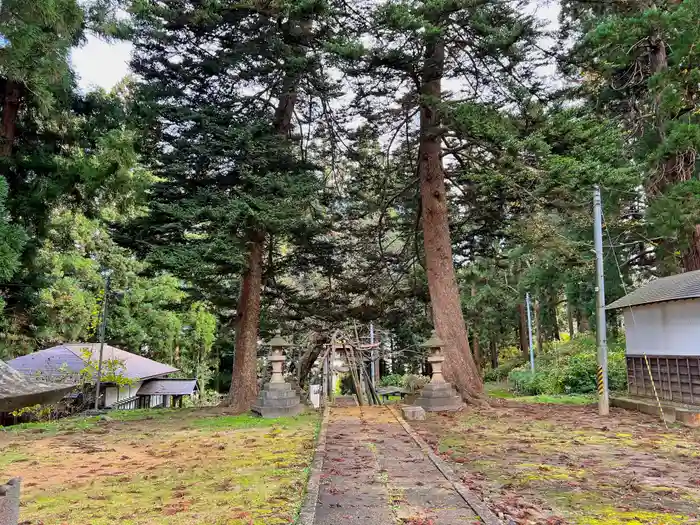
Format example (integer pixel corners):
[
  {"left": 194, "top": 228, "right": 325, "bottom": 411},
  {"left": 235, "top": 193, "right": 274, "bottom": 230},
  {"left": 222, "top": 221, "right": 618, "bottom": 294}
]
[
  {"left": 420, "top": 330, "right": 444, "bottom": 348},
  {"left": 266, "top": 330, "right": 292, "bottom": 347}
]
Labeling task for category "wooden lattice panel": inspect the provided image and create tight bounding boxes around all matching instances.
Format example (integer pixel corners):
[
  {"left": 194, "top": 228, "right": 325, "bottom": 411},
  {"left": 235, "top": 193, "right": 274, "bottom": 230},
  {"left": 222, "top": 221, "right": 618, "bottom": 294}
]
[{"left": 627, "top": 355, "right": 700, "bottom": 405}]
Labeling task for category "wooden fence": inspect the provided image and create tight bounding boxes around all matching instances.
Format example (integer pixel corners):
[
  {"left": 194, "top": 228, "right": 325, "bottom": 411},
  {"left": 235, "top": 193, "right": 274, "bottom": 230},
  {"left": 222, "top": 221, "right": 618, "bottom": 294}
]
[{"left": 627, "top": 355, "right": 700, "bottom": 405}]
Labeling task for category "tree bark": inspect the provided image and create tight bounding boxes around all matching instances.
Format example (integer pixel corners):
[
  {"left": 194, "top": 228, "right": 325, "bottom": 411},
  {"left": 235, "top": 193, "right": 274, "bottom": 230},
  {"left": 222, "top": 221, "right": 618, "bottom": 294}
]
[
  {"left": 646, "top": 27, "right": 700, "bottom": 270},
  {"left": 579, "top": 309, "right": 590, "bottom": 332},
  {"left": 0, "top": 80, "right": 21, "bottom": 157},
  {"left": 682, "top": 226, "right": 700, "bottom": 271},
  {"left": 418, "top": 30, "right": 482, "bottom": 400},
  {"left": 298, "top": 334, "right": 325, "bottom": 389},
  {"left": 518, "top": 303, "right": 529, "bottom": 358},
  {"left": 490, "top": 339, "right": 498, "bottom": 370},
  {"left": 549, "top": 296, "right": 560, "bottom": 341},
  {"left": 227, "top": 233, "right": 265, "bottom": 412},
  {"left": 567, "top": 301, "right": 575, "bottom": 339}
]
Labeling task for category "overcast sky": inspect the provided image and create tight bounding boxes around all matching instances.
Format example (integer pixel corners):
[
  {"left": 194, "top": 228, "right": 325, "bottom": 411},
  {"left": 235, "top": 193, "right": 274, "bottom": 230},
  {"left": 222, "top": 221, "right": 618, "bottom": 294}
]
[{"left": 70, "top": 35, "right": 132, "bottom": 91}]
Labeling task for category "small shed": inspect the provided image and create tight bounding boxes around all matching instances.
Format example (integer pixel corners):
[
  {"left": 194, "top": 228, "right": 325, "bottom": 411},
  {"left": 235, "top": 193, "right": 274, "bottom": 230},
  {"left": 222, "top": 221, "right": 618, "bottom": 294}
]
[
  {"left": 134, "top": 378, "right": 198, "bottom": 409},
  {"left": 607, "top": 270, "right": 700, "bottom": 404},
  {"left": 0, "top": 359, "right": 74, "bottom": 413}
]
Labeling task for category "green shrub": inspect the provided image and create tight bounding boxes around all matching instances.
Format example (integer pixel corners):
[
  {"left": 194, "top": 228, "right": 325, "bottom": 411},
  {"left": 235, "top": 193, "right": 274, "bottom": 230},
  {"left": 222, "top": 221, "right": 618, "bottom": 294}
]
[
  {"left": 484, "top": 357, "right": 527, "bottom": 382},
  {"left": 377, "top": 373, "right": 430, "bottom": 392},
  {"left": 378, "top": 374, "right": 404, "bottom": 387},
  {"left": 403, "top": 374, "right": 430, "bottom": 392},
  {"left": 507, "top": 335, "right": 627, "bottom": 395}
]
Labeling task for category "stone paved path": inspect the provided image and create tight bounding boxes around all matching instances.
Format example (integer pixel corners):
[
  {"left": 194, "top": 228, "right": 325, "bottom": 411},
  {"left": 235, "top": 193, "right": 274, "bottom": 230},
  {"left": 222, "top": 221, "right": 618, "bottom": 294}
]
[{"left": 313, "top": 406, "right": 479, "bottom": 524}]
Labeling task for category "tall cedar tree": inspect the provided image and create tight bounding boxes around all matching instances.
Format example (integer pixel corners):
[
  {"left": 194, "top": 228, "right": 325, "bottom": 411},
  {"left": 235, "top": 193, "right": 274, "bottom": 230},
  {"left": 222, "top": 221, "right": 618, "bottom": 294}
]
[
  {"left": 339, "top": 0, "right": 541, "bottom": 400},
  {"left": 565, "top": 0, "right": 700, "bottom": 273},
  {"left": 0, "top": 0, "right": 83, "bottom": 158},
  {"left": 129, "top": 0, "right": 326, "bottom": 411},
  {"left": 0, "top": 1, "right": 150, "bottom": 334}
]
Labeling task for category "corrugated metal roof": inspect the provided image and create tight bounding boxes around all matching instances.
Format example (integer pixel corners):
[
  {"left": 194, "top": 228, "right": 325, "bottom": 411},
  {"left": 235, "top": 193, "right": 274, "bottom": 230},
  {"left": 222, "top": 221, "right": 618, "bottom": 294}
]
[
  {"left": 137, "top": 379, "right": 197, "bottom": 396},
  {"left": 607, "top": 270, "right": 700, "bottom": 310},
  {"left": 7, "top": 344, "right": 178, "bottom": 381},
  {"left": 0, "top": 359, "right": 75, "bottom": 412}
]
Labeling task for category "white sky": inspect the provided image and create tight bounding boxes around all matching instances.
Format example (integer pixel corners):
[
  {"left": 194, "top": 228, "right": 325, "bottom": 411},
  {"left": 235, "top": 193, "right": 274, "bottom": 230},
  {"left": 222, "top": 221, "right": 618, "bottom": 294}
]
[{"left": 70, "top": 34, "right": 132, "bottom": 91}]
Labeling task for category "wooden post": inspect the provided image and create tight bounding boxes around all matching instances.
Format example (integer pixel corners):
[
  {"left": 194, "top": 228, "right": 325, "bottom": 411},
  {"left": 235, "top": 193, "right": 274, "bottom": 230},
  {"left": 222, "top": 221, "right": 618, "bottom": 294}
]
[
  {"left": 688, "top": 358, "right": 694, "bottom": 404},
  {"left": 347, "top": 345, "right": 364, "bottom": 406},
  {"left": 666, "top": 358, "right": 672, "bottom": 401},
  {"left": 0, "top": 478, "right": 20, "bottom": 525},
  {"left": 675, "top": 359, "right": 683, "bottom": 403},
  {"left": 534, "top": 299, "right": 543, "bottom": 356},
  {"left": 322, "top": 348, "right": 329, "bottom": 406}
]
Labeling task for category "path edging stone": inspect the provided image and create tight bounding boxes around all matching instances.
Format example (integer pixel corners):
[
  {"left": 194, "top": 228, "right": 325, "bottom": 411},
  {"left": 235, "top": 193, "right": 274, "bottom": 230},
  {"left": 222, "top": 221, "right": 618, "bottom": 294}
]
[
  {"left": 387, "top": 405, "right": 503, "bottom": 525},
  {"left": 297, "top": 404, "right": 331, "bottom": 525}
]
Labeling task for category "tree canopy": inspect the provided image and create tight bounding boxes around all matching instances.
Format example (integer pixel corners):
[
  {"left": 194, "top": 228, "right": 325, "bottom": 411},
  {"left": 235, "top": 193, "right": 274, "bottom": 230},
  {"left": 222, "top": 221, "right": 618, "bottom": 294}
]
[{"left": 1, "top": 0, "right": 699, "bottom": 409}]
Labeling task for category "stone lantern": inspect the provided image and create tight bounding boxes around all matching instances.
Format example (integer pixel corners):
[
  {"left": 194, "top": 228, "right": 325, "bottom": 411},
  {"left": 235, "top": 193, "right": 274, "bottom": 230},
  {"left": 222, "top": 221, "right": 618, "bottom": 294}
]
[
  {"left": 252, "top": 331, "right": 303, "bottom": 418},
  {"left": 414, "top": 330, "right": 463, "bottom": 412}
]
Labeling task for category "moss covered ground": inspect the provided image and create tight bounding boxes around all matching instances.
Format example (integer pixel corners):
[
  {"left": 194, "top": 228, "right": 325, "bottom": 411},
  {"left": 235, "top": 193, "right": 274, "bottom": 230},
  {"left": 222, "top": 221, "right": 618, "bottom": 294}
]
[
  {"left": 1, "top": 408, "right": 319, "bottom": 524},
  {"left": 413, "top": 401, "right": 700, "bottom": 525}
]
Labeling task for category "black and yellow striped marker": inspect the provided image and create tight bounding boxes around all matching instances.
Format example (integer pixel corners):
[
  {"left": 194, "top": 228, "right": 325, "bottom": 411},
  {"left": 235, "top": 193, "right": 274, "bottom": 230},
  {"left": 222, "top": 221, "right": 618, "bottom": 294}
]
[{"left": 596, "top": 366, "right": 604, "bottom": 395}]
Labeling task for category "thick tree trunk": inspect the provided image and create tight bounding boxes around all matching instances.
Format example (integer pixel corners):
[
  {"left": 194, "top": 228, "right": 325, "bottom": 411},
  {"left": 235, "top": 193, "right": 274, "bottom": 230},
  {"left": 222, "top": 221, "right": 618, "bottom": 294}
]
[
  {"left": 225, "top": 17, "right": 311, "bottom": 411},
  {"left": 227, "top": 233, "right": 265, "bottom": 412},
  {"left": 549, "top": 296, "right": 560, "bottom": 341},
  {"left": 567, "top": 301, "right": 575, "bottom": 339},
  {"left": 0, "top": 80, "right": 21, "bottom": 157},
  {"left": 579, "top": 309, "right": 590, "bottom": 332},
  {"left": 646, "top": 29, "right": 700, "bottom": 271},
  {"left": 518, "top": 303, "right": 529, "bottom": 358},
  {"left": 418, "top": 32, "right": 482, "bottom": 400},
  {"left": 682, "top": 226, "right": 700, "bottom": 271},
  {"left": 298, "top": 334, "right": 325, "bottom": 389}
]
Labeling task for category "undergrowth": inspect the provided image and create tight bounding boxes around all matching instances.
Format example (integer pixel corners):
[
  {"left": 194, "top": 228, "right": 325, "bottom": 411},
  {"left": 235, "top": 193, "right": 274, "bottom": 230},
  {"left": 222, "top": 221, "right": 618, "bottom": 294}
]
[{"left": 507, "top": 335, "right": 627, "bottom": 396}]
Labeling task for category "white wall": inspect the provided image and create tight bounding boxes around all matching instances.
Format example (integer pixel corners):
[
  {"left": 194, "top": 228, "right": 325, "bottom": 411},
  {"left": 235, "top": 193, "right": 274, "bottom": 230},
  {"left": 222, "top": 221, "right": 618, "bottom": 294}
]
[
  {"left": 624, "top": 299, "right": 700, "bottom": 356},
  {"left": 103, "top": 381, "right": 142, "bottom": 408}
]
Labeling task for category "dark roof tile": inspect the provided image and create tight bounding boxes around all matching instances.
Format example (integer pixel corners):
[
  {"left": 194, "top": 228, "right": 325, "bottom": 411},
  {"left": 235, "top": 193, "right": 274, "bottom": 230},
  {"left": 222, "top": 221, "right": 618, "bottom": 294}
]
[{"left": 607, "top": 270, "right": 700, "bottom": 310}]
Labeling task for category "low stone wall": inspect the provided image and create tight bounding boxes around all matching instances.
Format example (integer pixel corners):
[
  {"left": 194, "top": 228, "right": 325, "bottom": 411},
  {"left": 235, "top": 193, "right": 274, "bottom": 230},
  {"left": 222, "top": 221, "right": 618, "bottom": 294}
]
[
  {"left": 611, "top": 396, "right": 700, "bottom": 427},
  {"left": 0, "top": 478, "right": 20, "bottom": 525}
]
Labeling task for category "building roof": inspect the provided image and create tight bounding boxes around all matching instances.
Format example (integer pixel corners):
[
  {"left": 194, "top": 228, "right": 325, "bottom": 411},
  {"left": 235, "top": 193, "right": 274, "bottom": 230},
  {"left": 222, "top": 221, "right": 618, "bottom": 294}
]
[
  {"left": 137, "top": 379, "right": 198, "bottom": 396},
  {"left": 7, "top": 343, "right": 178, "bottom": 382},
  {"left": 607, "top": 270, "right": 700, "bottom": 310},
  {"left": 0, "top": 359, "right": 75, "bottom": 413}
]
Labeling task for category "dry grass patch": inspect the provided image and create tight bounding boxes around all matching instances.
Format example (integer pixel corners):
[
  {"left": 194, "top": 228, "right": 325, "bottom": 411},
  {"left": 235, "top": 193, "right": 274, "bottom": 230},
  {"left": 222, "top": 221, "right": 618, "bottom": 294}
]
[
  {"left": 1, "top": 408, "right": 319, "bottom": 524},
  {"left": 413, "top": 402, "right": 700, "bottom": 525}
]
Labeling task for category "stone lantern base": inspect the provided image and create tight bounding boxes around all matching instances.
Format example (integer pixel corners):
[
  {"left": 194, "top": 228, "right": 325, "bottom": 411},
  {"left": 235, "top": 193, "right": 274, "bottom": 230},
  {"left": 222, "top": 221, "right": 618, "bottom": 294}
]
[
  {"left": 414, "top": 382, "right": 463, "bottom": 412},
  {"left": 252, "top": 382, "right": 303, "bottom": 418}
]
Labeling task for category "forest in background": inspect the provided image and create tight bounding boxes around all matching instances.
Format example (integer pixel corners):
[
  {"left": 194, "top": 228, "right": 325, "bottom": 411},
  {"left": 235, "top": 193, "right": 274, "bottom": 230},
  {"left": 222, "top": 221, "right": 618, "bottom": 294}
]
[{"left": 0, "top": 0, "right": 698, "bottom": 408}]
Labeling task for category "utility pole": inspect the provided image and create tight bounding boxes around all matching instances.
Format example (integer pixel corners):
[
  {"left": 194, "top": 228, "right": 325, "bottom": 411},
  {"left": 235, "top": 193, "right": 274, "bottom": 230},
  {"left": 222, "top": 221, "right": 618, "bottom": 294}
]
[
  {"left": 526, "top": 292, "right": 535, "bottom": 373},
  {"left": 593, "top": 185, "right": 610, "bottom": 415},
  {"left": 94, "top": 271, "right": 112, "bottom": 410}
]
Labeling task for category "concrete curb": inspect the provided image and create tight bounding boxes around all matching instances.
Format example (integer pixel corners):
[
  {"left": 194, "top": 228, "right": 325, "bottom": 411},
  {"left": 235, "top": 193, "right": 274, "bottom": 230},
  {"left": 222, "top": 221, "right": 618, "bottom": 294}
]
[
  {"left": 297, "top": 404, "right": 331, "bottom": 525},
  {"left": 387, "top": 405, "right": 503, "bottom": 525}
]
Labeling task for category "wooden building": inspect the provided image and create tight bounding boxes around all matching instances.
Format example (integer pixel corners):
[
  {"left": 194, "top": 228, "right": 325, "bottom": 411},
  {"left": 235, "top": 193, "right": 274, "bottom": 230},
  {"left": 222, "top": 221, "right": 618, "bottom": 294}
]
[
  {"left": 7, "top": 343, "right": 197, "bottom": 410},
  {"left": 608, "top": 270, "right": 700, "bottom": 405}
]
